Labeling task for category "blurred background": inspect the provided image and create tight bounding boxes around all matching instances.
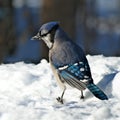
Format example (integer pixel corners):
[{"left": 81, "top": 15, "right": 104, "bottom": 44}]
[{"left": 0, "top": 0, "right": 120, "bottom": 64}]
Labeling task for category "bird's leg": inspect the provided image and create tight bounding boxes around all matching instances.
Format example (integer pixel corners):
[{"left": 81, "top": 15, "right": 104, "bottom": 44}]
[
  {"left": 80, "top": 90, "right": 84, "bottom": 99},
  {"left": 56, "top": 87, "right": 66, "bottom": 104}
]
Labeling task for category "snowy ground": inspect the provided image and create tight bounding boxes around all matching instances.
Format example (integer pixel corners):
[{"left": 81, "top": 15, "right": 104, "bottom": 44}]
[{"left": 0, "top": 55, "right": 120, "bottom": 120}]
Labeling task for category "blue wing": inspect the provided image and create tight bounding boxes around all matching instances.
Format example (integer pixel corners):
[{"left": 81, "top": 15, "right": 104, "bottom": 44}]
[
  {"left": 57, "top": 62, "right": 108, "bottom": 100},
  {"left": 58, "top": 61, "right": 93, "bottom": 90}
]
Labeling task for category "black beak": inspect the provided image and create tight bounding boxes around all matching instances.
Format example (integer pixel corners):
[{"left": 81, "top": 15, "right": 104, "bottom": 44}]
[{"left": 31, "top": 33, "right": 41, "bottom": 40}]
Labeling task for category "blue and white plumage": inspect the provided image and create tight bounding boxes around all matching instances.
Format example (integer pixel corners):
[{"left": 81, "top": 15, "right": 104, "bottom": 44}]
[{"left": 32, "top": 21, "right": 108, "bottom": 103}]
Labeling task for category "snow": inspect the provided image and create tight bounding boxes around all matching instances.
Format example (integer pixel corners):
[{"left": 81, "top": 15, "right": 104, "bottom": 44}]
[{"left": 0, "top": 55, "right": 120, "bottom": 120}]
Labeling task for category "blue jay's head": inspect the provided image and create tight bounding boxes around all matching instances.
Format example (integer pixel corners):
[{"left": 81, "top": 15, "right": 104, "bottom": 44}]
[{"left": 32, "top": 21, "right": 59, "bottom": 49}]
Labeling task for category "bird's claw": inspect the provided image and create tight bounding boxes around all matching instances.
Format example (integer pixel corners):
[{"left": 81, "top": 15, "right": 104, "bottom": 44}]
[
  {"left": 56, "top": 97, "right": 64, "bottom": 104},
  {"left": 80, "top": 96, "right": 84, "bottom": 99}
]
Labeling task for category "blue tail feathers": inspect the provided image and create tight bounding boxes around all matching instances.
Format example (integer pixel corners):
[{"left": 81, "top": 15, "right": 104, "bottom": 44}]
[{"left": 87, "top": 83, "right": 108, "bottom": 100}]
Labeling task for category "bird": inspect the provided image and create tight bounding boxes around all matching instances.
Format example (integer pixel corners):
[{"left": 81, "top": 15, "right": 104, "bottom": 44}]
[{"left": 32, "top": 21, "right": 108, "bottom": 104}]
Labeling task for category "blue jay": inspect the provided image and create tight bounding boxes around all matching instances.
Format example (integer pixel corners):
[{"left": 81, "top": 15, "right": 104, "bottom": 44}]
[{"left": 32, "top": 21, "right": 108, "bottom": 103}]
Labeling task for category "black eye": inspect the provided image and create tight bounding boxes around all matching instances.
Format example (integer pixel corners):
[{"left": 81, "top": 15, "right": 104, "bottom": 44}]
[
  {"left": 39, "top": 30, "right": 49, "bottom": 37},
  {"left": 39, "top": 30, "right": 45, "bottom": 36},
  {"left": 41, "top": 33, "right": 48, "bottom": 37},
  {"left": 39, "top": 24, "right": 59, "bottom": 37},
  {"left": 39, "top": 31, "right": 42, "bottom": 36}
]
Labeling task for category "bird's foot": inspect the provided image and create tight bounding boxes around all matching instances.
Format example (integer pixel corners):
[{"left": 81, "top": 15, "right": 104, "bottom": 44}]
[
  {"left": 56, "top": 97, "right": 64, "bottom": 104},
  {"left": 80, "top": 96, "right": 84, "bottom": 99}
]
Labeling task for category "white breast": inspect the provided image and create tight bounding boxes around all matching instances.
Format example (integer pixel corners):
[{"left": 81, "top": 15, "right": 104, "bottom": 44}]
[{"left": 50, "top": 63, "right": 66, "bottom": 90}]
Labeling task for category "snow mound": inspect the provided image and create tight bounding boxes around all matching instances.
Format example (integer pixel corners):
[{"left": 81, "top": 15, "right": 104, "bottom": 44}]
[
  {"left": 0, "top": 55, "right": 120, "bottom": 120},
  {"left": 112, "top": 72, "right": 120, "bottom": 98}
]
